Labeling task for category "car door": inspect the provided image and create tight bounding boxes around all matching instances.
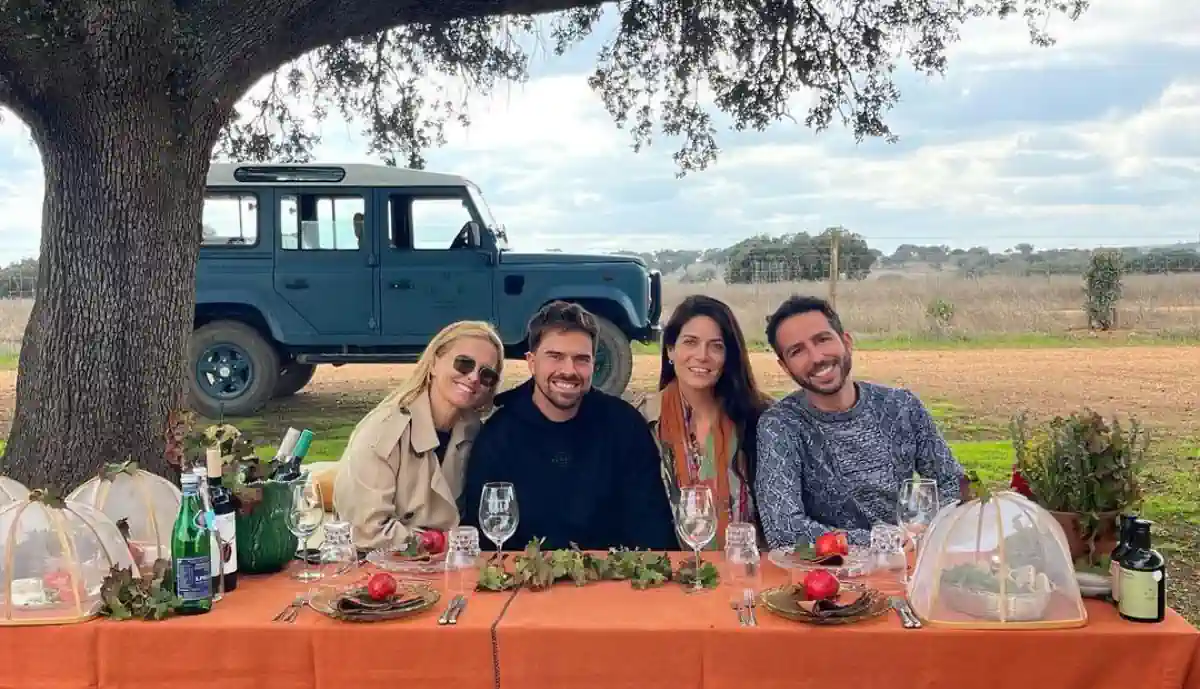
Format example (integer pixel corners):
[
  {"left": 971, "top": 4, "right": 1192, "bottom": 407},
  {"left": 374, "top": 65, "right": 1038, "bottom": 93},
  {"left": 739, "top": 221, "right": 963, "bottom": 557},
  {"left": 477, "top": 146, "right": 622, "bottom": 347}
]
[
  {"left": 377, "top": 187, "right": 495, "bottom": 344},
  {"left": 272, "top": 186, "right": 377, "bottom": 336}
]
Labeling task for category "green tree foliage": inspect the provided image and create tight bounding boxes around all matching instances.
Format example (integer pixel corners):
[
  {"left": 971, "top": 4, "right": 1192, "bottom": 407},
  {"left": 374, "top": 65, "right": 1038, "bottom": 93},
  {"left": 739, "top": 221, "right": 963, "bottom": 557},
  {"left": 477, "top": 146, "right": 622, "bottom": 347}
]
[
  {"left": 723, "top": 228, "right": 876, "bottom": 283},
  {"left": 0, "top": 0, "right": 1090, "bottom": 490},
  {"left": 1084, "top": 250, "right": 1124, "bottom": 331}
]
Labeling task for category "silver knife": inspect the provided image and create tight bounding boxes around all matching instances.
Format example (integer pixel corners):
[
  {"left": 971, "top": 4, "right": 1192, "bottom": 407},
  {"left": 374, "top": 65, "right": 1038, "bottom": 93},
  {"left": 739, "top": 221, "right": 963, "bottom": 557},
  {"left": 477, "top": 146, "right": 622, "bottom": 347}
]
[
  {"left": 889, "top": 596, "right": 917, "bottom": 629},
  {"left": 447, "top": 595, "right": 468, "bottom": 625}
]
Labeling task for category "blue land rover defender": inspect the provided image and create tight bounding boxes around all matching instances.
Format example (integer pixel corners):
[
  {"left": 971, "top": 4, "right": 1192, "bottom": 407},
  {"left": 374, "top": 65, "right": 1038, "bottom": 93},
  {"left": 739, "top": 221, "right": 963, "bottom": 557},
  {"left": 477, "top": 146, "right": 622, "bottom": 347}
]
[{"left": 191, "top": 163, "right": 663, "bottom": 418}]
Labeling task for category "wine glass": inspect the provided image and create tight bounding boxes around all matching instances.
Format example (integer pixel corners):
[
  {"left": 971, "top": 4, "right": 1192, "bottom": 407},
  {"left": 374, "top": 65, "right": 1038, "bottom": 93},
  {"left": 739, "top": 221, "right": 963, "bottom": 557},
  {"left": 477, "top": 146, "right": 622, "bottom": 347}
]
[
  {"left": 479, "top": 482, "right": 518, "bottom": 560},
  {"left": 897, "top": 478, "right": 939, "bottom": 575},
  {"left": 285, "top": 478, "right": 325, "bottom": 582},
  {"left": 676, "top": 485, "right": 717, "bottom": 592}
]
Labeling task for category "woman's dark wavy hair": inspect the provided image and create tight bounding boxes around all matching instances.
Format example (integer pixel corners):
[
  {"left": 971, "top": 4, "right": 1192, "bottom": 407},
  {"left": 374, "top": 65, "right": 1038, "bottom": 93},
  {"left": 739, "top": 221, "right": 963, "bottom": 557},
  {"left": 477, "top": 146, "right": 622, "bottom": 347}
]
[{"left": 659, "top": 295, "right": 774, "bottom": 521}]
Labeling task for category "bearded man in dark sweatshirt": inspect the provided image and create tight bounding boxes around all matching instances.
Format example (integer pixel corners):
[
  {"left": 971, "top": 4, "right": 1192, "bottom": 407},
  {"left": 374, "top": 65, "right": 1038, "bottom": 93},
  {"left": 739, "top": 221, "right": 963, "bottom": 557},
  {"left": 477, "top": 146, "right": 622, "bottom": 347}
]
[{"left": 460, "top": 301, "right": 678, "bottom": 551}]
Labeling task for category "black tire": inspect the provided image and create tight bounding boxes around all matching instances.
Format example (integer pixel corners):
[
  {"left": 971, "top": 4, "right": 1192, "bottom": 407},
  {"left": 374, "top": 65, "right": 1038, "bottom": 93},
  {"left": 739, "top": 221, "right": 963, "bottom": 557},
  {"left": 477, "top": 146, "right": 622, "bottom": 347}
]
[
  {"left": 274, "top": 362, "right": 317, "bottom": 398},
  {"left": 186, "top": 320, "right": 280, "bottom": 418},
  {"left": 591, "top": 314, "right": 634, "bottom": 396}
]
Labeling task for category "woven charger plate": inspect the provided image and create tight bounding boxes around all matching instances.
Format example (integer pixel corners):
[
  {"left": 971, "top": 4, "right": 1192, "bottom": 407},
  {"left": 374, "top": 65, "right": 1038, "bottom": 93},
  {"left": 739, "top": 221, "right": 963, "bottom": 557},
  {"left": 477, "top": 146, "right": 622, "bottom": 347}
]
[
  {"left": 758, "top": 584, "right": 890, "bottom": 625},
  {"left": 308, "top": 584, "right": 440, "bottom": 623}
]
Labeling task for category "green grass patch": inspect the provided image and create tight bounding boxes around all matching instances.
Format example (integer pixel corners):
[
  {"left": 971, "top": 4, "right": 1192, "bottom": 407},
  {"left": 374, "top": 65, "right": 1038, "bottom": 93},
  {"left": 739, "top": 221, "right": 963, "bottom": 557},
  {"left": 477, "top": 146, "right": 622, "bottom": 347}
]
[
  {"left": 635, "top": 330, "right": 1200, "bottom": 355},
  {"left": 0, "top": 353, "right": 16, "bottom": 371},
  {"left": 947, "top": 440, "right": 1014, "bottom": 486}
]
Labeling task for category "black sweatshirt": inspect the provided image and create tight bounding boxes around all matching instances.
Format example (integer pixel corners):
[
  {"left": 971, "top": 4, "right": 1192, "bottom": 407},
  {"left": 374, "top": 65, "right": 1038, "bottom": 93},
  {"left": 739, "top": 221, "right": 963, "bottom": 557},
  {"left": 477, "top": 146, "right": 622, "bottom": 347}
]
[{"left": 460, "top": 380, "right": 679, "bottom": 552}]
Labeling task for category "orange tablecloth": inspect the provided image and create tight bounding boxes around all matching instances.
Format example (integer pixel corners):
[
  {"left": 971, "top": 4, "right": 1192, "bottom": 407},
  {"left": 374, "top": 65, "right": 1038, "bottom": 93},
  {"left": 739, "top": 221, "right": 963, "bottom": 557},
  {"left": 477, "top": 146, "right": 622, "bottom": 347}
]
[
  {"left": 495, "top": 558, "right": 1200, "bottom": 689},
  {"left": 0, "top": 556, "right": 1197, "bottom": 689}
]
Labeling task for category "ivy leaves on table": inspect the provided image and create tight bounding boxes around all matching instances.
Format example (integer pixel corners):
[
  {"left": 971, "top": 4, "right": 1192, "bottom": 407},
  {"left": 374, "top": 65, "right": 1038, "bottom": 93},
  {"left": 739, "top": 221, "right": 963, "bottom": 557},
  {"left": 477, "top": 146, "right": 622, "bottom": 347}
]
[
  {"left": 99, "top": 559, "right": 183, "bottom": 621},
  {"left": 476, "top": 538, "right": 720, "bottom": 592}
]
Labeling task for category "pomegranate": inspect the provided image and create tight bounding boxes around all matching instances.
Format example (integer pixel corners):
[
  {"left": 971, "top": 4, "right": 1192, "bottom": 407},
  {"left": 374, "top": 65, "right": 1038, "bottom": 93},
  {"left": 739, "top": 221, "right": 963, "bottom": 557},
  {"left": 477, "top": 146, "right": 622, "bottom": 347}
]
[
  {"left": 366, "top": 572, "right": 397, "bottom": 601},
  {"left": 419, "top": 529, "right": 447, "bottom": 555},
  {"left": 802, "top": 570, "right": 840, "bottom": 601},
  {"left": 815, "top": 531, "right": 849, "bottom": 558}
]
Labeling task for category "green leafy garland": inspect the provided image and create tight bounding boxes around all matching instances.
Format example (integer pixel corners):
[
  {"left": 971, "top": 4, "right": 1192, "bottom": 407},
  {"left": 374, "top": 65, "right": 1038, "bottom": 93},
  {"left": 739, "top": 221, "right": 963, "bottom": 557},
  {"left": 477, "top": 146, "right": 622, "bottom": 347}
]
[
  {"left": 476, "top": 538, "right": 720, "bottom": 592},
  {"left": 99, "top": 559, "right": 183, "bottom": 621}
]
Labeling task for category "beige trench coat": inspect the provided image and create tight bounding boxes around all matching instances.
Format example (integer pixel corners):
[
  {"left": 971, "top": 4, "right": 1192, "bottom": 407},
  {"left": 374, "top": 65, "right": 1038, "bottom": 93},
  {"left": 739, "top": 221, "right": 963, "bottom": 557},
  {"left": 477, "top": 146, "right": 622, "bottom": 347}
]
[{"left": 332, "top": 389, "right": 480, "bottom": 551}]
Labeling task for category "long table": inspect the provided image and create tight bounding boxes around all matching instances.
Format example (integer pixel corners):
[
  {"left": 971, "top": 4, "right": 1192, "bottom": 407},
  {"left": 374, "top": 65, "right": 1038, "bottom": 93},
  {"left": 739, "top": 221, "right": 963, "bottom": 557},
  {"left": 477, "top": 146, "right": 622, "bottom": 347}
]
[{"left": 1, "top": 556, "right": 1197, "bottom": 689}]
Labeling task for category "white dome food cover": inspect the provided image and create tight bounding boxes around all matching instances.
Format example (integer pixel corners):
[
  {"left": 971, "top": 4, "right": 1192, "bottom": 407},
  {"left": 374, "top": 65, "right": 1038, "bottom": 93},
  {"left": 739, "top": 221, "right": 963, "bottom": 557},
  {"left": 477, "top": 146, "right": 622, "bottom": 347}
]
[
  {"left": 906, "top": 490, "right": 1087, "bottom": 630},
  {"left": 67, "top": 461, "right": 181, "bottom": 569},
  {"left": 0, "top": 491, "right": 140, "bottom": 626}
]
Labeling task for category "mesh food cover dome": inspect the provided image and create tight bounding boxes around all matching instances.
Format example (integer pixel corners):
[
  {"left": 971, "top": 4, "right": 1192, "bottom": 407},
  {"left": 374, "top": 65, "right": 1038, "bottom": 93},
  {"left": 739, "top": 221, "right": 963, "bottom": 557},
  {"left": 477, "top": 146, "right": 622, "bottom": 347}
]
[
  {"left": 0, "top": 490, "right": 139, "bottom": 625},
  {"left": 0, "top": 476, "right": 29, "bottom": 508},
  {"left": 67, "top": 462, "right": 181, "bottom": 570},
  {"left": 906, "top": 490, "right": 1087, "bottom": 629}
]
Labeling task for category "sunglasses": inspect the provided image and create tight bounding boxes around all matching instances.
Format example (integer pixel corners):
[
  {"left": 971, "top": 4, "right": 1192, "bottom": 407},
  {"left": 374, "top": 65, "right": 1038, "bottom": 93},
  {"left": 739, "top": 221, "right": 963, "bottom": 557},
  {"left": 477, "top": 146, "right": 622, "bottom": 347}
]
[{"left": 452, "top": 355, "right": 500, "bottom": 388}]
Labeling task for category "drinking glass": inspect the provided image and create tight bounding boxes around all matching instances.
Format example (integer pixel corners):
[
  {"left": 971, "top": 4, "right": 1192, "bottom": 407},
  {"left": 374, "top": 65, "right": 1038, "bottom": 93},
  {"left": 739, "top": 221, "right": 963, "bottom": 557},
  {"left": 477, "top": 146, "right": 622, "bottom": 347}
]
[
  {"left": 897, "top": 478, "right": 939, "bottom": 576},
  {"left": 479, "top": 482, "right": 518, "bottom": 559},
  {"left": 318, "top": 520, "right": 358, "bottom": 591},
  {"left": 444, "top": 525, "right": 482, "bottom": 594},
  {"left": 676, "top": 485, "right": 717, "bottom": 592},
  {"left": 285, "top": 478, "right": 325, "bottom": 582},
  {"left": 724, "top": 521, "right": 761, "bottom": 605}
]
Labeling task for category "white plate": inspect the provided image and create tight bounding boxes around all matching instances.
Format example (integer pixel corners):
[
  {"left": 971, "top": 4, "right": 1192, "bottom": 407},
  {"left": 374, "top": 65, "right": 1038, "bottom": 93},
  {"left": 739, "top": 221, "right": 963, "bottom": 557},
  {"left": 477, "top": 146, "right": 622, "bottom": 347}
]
[
  {"left": 364, "top": 548, "right": 447, "bottom": 575},
  {"left": 767, "top": 545, "right": 873, "bottom": 578}
]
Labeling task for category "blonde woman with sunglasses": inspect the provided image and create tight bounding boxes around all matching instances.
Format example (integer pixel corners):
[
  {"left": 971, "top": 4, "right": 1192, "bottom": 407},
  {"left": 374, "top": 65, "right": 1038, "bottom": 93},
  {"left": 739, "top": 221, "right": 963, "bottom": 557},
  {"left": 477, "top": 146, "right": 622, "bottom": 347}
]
[{"left": 333, "top": 320, "right": 504, "bottom": 551}]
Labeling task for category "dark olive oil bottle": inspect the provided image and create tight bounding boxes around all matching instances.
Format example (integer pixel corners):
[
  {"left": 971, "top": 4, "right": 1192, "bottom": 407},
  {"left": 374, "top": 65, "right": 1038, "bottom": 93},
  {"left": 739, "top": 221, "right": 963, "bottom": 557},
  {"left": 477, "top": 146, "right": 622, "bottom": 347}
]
[{"left": 1117, "top": 518, "right": 1166, "bottom": 623}]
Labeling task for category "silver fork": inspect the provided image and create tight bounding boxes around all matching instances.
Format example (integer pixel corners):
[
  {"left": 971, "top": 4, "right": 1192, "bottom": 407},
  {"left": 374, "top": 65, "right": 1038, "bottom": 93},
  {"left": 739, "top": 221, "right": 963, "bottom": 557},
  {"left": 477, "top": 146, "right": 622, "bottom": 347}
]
[
  {"left": 438, "top": 594, "right": 465, "bottom": 625},
  {"left": 273, "top": 596, "right": 305, "bottom": 623},
  {"left": 742, "top": 589, "right": 757, "bottom": 627}
]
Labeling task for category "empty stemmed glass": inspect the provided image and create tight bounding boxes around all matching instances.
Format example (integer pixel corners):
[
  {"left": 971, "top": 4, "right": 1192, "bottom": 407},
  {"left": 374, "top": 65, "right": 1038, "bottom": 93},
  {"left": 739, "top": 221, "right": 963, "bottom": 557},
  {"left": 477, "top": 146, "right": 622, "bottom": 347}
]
[
  {"left": 479, "top": 482, "right": 518, "bottom": 560},
  {"left": 285, "top": 477, "right": 325, "bottom": 582},
  {"left": 676, "top": 485, "right": 717, "bottom": 592}
]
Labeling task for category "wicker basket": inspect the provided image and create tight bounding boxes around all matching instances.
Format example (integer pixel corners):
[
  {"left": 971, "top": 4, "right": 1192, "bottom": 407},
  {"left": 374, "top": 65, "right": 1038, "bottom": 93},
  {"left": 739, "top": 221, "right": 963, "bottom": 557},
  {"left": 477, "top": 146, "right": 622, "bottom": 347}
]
[{"left": 941, "top": 572, "right": 1053, "bottom": 622}]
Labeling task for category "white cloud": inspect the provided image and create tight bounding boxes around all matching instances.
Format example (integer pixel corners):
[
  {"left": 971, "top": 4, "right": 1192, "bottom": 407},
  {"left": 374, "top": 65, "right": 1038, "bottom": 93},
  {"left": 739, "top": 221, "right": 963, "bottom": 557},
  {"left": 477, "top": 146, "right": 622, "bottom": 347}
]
[{"left": 1, "top": 3, "right": 1199, "bottom": 262}]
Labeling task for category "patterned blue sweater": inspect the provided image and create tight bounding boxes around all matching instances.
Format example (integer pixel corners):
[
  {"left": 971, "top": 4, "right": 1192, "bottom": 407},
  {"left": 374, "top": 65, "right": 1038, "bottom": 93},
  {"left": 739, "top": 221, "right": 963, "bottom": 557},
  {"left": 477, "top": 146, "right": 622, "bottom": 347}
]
[{"left": 754, "top": 382, "right": 966, "bottom": 549}]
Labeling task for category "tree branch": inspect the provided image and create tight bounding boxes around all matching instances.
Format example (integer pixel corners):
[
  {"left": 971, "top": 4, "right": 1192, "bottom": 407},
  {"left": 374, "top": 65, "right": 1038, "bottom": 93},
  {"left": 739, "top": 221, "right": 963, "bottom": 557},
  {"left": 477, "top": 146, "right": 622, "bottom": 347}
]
[{"left": 196, "top": 0, "right": 606, "bottom": 105}]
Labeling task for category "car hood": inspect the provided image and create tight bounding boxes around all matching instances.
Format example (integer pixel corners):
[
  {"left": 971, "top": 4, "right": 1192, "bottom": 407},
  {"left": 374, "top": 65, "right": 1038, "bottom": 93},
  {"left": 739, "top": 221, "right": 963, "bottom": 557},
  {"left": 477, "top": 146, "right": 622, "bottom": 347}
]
[{"left": 499, "top": 252, "right": 646, "bottom": 267}]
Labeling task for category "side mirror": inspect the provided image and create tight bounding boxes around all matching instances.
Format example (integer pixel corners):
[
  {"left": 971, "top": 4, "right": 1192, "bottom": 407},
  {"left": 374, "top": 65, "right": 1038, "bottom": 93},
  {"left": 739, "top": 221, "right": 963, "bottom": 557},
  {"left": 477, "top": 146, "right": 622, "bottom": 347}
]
[{"left": 467, "top": 221, "right": 482, "bottom": 246}]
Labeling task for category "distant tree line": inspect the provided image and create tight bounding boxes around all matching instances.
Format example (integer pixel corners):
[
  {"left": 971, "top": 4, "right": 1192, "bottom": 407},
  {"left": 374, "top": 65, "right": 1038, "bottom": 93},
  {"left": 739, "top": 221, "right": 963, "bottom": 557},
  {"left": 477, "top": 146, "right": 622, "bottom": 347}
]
[{"left": 612, "top": 237, "right": 1200, "bottom": 282}]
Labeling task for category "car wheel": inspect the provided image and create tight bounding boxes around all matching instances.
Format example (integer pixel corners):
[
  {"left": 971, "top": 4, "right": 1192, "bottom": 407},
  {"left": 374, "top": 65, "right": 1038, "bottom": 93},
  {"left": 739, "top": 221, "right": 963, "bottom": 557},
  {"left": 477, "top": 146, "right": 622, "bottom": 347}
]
[
  {"left": 274, "top": 363, "right": 317, "bottom": 398},
  {"left": 187, "top": 320, "right": 280, "bottom": 418},
  {"left": 591, "top": 314, "right": 634, "bottom": 396}
]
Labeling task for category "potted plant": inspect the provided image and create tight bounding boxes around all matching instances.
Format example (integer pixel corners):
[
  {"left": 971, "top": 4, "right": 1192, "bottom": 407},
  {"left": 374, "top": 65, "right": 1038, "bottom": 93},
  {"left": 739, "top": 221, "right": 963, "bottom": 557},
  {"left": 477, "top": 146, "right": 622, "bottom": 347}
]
[
  {"left": 1009, "top": 408, "right": 1147, "bottom": 564},
  {"left": 168, "top": 413, "right": 301, "bottom": 575}
]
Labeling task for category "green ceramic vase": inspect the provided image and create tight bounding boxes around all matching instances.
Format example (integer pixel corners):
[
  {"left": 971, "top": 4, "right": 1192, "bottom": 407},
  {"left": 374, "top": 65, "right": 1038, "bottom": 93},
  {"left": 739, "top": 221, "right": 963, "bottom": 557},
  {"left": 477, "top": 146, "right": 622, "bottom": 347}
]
[{"left": 235, "top": 479, "right": 299, "bottom": 574}]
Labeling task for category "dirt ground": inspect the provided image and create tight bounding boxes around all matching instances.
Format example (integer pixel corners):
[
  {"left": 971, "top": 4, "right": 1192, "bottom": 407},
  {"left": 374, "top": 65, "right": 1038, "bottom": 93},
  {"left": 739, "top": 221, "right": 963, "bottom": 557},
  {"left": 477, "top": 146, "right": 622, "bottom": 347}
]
[{"left": 0, "top": 346, "right": 1196, "bottom": 436}]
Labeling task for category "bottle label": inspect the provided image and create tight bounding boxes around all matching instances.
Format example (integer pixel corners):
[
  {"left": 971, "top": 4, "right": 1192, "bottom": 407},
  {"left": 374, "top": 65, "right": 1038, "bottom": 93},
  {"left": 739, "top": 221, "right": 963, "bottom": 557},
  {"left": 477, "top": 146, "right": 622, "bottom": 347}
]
[
  {"left": 1109, "top": 559, "right": 1121, "bottom": 601},
  {"left": 1118, "top": 568, "right": 1162, "bottom": 620},
  {"left": 210, "top": 513, "right": 238, "bottom": 576},
  {"left": 175, "top": 556, "right": 212, "bottom": 601}
]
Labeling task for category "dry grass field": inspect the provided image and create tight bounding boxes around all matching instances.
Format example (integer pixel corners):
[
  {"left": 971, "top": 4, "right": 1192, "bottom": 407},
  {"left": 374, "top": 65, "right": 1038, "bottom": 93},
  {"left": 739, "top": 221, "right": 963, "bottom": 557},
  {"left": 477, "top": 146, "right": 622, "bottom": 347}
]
[
  {"left": 0, "top": 298, "right": 28, "bottom": 358},
  {"left": 664, "top": 272, "right": 1200, "bottom": 342}
]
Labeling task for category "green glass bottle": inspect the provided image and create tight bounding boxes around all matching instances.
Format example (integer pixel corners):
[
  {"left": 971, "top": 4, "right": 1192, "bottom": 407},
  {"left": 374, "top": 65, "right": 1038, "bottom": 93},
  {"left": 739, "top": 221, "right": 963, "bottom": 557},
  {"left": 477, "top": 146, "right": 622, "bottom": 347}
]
[{"left": 172, "top": 472, "right": 214, "bottom": 614}]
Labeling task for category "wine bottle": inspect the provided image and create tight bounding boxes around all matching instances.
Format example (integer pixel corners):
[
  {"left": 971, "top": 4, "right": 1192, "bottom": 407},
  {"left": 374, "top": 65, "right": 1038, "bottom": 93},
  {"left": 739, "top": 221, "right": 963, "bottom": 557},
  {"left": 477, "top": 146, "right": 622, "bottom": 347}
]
[
  {"left": 275, "top": 429, "right": 313, "bottom": 483},
  {"left": 1118, "top": 518, "right": 1166, "bottom": 623},
  {"left": 1109, "top": 513, "right": 1135, "bottom": 604},
  {"left": 172, "top": 473, "right": 213, "bottom": 615},
  {"left": 206, "top": 447, "right": 238, "bottom": 594},
  {"left": 269, "top": 428, "right": 302, "bottom": 479}
]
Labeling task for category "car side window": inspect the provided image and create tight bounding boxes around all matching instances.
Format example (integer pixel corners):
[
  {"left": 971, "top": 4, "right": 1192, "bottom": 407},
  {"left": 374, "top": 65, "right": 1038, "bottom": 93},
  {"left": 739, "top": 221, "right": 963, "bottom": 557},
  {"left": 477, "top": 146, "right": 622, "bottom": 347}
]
[
  {"left": 386, "top": 193, "right": 474, "bottom": 250},
  {"left": 279, "top": 193, "right": 364, "bottom": 251},
  {"left": 202, "top": 193, "right": 258, "bottom": 247}
]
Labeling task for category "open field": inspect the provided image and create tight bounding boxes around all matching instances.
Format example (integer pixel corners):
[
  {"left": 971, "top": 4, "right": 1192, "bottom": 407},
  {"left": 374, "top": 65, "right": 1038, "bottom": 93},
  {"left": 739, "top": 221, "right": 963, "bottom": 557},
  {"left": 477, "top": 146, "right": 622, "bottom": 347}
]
[{"left": 664, "top": 272, "right": 1200, "bottom": 344}]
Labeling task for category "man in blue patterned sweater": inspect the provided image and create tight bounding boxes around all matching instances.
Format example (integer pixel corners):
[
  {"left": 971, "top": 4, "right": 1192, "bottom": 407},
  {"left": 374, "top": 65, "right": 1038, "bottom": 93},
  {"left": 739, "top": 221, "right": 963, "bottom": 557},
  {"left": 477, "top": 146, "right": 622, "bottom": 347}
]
[{"left": 754, "top": 295, "right": 967, "bottom": 549}]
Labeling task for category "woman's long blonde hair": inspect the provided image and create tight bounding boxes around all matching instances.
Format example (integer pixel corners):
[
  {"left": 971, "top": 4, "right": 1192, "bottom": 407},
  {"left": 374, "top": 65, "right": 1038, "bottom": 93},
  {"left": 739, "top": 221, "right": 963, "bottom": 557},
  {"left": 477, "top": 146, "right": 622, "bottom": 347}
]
[{"left": 379, "top": 320, "right": 506, "bottom": 411}]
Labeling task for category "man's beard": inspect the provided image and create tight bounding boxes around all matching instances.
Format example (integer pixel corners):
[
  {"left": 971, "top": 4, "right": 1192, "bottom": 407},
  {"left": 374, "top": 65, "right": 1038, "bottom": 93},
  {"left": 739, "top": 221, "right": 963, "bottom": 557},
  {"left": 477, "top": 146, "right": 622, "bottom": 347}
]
[
  {"left": 792, "top": 352, "right": 853, "bottom": 396},
  {"left": 535, "top": 374, "right": 586, "bottom": 410}
]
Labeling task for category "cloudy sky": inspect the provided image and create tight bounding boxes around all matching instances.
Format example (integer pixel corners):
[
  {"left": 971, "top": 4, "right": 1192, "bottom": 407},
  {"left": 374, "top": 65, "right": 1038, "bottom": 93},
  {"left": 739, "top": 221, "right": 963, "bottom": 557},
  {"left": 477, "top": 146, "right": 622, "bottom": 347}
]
[{"left": 1, "top": 1, "right": 1198, "bottom": 265}]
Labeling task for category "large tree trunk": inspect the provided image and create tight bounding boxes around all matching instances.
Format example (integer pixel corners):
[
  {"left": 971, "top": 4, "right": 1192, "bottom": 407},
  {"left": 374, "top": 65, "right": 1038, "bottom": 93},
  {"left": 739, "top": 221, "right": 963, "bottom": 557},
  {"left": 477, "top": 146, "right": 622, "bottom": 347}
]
[{"left": 1, "top": 99, "right": 214, "bottom": 492}]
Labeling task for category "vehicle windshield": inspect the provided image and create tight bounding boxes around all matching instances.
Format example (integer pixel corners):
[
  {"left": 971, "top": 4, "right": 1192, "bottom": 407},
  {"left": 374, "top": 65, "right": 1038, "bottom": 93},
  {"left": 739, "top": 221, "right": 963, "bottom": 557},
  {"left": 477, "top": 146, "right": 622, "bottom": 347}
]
[{"left": 467, "top": 182, "right": 508, "bottom": 249}]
